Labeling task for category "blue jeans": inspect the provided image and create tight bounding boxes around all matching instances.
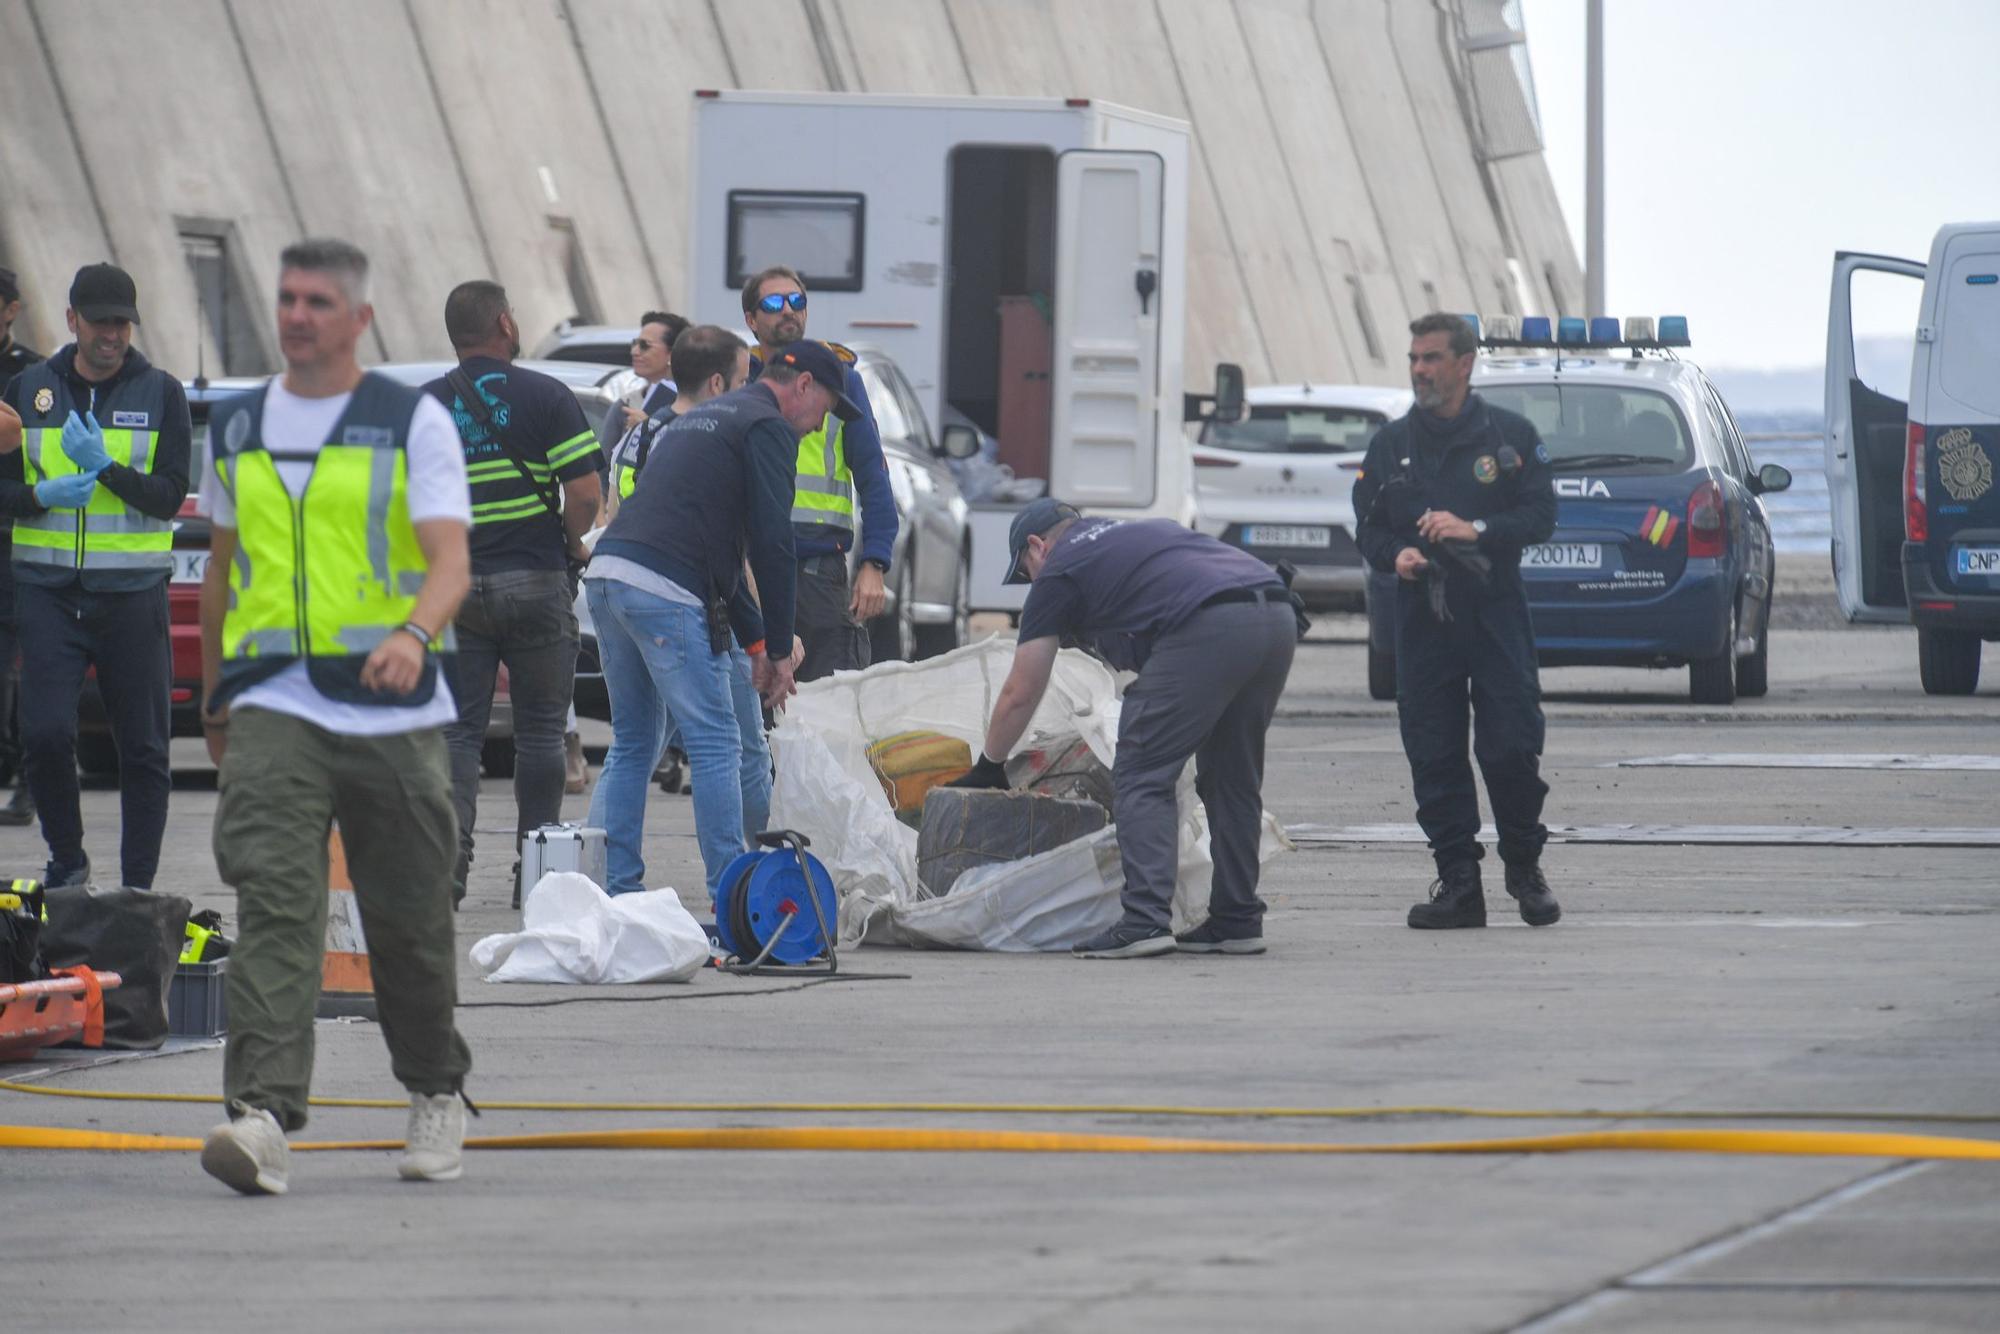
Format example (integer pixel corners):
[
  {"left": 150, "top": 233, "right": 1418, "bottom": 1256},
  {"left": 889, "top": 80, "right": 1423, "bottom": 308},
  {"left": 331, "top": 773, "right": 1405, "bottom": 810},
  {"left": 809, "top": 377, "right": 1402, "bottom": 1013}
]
[{"left": 585, "top": 579, "right": 770, "bottom": 897}]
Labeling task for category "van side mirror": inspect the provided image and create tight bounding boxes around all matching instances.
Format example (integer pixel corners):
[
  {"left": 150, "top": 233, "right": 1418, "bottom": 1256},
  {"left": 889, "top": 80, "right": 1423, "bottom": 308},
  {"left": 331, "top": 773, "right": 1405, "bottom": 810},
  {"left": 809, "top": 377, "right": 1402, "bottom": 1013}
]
[
  {"left": 1211, "top": 363, "right": 1245, "bottom": 424},
  {"left": 939, "top": 423, "right": 981, "bottom": 460},
  {"left": 1752, "top": 462, "right": 1793, "bottom": 495}
]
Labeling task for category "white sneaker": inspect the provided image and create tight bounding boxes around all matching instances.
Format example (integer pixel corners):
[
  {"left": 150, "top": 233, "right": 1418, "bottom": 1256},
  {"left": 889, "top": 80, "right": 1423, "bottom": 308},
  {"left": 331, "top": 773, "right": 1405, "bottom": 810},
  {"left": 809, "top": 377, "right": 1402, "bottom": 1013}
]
[
  {"left": 398, "top": 1092, "right": 466, "bottom": 1182},
  {"left": 200, "top": 1108, "right": 290, "bottom": 1196}
]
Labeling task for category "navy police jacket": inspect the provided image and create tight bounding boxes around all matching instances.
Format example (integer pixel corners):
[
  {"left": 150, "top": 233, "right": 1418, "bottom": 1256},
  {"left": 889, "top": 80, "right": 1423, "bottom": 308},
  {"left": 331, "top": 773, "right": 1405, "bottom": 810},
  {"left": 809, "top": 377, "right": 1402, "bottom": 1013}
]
[{"left": 1353, "top": 393, "right": 1556, "bottom": 598}]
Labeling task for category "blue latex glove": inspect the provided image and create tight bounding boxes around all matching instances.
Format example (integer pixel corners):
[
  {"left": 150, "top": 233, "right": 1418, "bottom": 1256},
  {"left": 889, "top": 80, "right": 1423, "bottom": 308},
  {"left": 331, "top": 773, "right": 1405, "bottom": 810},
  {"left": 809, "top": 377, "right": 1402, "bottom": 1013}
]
[
  {"left": 61, "top": 410, "right": 112, "bottom": 474},
  {"left": 35, "top": 472, "right": 100, "bottom": 510}
]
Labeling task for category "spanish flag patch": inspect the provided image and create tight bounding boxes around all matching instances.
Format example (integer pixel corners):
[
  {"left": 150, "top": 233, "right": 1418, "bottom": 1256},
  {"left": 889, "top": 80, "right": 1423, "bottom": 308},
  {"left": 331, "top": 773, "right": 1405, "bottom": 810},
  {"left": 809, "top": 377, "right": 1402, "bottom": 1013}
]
[{"left": 1638, "top": 505, "right": 1680, "bottom": 548}]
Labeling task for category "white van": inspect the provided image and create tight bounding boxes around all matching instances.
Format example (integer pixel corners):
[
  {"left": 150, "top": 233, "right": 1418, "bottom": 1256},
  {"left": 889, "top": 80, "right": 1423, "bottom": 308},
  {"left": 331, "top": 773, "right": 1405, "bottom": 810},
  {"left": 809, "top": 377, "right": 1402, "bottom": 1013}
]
[
  {"left": 1825, "top": 222, "right": 2000, "bottom": 693},
  {"left": 687, "top": 91, "right": 1216, "bottom": 613}
]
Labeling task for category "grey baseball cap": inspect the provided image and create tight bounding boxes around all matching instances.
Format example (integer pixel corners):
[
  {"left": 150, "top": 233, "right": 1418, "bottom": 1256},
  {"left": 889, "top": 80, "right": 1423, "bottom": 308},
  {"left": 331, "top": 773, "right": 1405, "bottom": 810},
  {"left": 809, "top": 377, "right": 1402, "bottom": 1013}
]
[{"left": 1004, "top": 498, "right": 1082, "bottom": 585}]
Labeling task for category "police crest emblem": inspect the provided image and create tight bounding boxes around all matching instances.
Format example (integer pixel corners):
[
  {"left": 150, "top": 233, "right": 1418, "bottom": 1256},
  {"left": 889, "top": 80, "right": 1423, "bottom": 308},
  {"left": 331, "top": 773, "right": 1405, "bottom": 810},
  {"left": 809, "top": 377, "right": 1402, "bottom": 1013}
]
[
  {"left": 1937, "top": 427, "right": 1993, "bottom": 503},
  {"left": 33, "top": 387, "right": 53, "bottom": 415},
  {"left": 1472, "top": 454, "right": 1499, "bottom": 484}
]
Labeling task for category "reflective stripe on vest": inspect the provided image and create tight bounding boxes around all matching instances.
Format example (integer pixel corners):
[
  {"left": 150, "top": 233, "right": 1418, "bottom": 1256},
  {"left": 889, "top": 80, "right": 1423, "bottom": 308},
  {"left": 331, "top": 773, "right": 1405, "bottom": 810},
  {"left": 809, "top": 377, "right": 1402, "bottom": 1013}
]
[
  {"left": 13, "top": 371, "right": 173, "bottom": 572},
  {"left": 791, "top": 414, "right": 854, "bottom": 532}
]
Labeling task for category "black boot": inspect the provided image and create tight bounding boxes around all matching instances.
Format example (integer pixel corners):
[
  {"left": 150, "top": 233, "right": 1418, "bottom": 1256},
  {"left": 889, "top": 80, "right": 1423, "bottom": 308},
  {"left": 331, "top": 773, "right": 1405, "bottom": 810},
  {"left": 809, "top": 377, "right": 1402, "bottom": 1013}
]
[
  {"left": 1504, "top": 862, "right": 1562, "bottom": 926},
  {"left": 1408, "top": 861, "right": 1486, "bottom": 929},
  {"left": 0, "top": 783, "right": 34, "bottom": 827}
]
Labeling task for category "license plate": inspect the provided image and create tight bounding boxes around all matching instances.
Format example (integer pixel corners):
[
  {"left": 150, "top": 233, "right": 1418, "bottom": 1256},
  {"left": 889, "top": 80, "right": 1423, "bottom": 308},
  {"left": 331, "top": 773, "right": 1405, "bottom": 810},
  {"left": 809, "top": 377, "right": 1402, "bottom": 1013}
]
[
  {"left": 1523, "top": 543, "right": 1603, "bottom": 570},
  {"left": 1244, "top": 525, "right": 1331, "bottom": 548},
  {"left": 171, "top": 551, "right": 210, "bottom": 584},
  {"left": 1955, "top": 546, "right": 2000, "bottom": 576}
]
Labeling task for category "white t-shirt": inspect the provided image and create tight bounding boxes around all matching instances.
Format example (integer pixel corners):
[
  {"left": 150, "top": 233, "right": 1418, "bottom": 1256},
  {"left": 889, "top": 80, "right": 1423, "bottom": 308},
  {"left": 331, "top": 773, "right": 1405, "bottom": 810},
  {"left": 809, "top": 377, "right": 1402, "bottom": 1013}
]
[{"left": 196, "top": 377, "right": 472, "bottom": 736}]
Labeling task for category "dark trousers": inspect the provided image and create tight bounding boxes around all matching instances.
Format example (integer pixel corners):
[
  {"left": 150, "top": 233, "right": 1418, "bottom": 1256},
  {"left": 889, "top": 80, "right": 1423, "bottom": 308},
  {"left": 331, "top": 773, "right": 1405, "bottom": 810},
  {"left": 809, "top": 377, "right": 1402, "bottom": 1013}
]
[
  {"left": 215, "top": 708, "right": 469, "bottom": 1131},
  {"left": 0, "top": 609, "right": 18, "bottom": 785},
  {"left": 794, "top": 554, "right": 870, "bottom": 683},
  {"left": 1393, "top": 582, "right": 1549, "bottom": 872},
  {"left": 442, "top": 568, "right": 579, "bottom": 897},
  {"left": 16, "top": 579, "right": 172, "bottom": 887},
  {"left": 1112, "top": 600, "right": 1296, "bottom": 933}
]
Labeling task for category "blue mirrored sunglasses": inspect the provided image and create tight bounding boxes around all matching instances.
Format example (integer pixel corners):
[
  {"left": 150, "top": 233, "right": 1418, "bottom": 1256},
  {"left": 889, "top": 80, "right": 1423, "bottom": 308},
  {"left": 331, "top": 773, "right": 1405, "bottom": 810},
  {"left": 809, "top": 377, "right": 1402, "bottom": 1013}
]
[{"left": 756, "top": 292, "right": 808, "bottom": 314}]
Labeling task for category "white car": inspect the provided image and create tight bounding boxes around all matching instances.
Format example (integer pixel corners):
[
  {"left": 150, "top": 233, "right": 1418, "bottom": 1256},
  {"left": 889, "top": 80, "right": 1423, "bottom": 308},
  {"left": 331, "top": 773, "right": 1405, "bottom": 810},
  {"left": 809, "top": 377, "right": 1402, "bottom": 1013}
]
[{"left": 1191, "top": 384, "right": 1413, "bottom": 603}]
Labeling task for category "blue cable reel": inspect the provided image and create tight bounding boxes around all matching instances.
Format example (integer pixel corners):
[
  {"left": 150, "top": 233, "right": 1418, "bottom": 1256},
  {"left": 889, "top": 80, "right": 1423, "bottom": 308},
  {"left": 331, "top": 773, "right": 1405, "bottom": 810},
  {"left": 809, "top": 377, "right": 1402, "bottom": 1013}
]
[{"left": 714, "top": 830, "right": 840, "bottom": 973}]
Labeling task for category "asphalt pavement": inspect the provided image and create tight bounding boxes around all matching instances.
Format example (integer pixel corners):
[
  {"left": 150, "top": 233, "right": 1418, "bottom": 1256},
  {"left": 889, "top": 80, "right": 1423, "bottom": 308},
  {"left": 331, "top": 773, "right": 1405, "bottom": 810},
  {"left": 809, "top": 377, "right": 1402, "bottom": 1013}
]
[{"left": 5, "top": 579, "right": 1998, "bottom": 1333}]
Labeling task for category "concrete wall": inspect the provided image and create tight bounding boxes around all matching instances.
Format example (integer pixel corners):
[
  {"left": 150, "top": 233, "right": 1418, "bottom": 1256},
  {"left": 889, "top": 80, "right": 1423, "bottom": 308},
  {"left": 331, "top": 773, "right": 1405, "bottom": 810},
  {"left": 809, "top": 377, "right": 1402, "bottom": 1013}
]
[{"left": 0, "top": 0, "right": 1579, "bottom": 391}]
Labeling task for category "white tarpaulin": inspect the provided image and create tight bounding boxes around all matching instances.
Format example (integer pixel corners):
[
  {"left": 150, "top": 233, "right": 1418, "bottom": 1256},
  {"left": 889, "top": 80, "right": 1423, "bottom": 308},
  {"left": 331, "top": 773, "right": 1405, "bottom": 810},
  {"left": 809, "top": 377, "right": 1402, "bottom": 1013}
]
[
  {"left": 767, "top": 638, "right": 1288, "bottom": 951},
  {"left": 468, "top": 873, "right": 710, "bottom": 984}
]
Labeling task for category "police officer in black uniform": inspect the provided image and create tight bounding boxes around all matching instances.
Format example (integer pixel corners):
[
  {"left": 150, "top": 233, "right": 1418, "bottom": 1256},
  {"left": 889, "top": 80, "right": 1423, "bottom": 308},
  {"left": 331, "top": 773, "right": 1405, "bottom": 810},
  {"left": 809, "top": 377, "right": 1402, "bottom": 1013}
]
[{"left": 1354, "top": 313, "right": 1562, "bottom": 929}]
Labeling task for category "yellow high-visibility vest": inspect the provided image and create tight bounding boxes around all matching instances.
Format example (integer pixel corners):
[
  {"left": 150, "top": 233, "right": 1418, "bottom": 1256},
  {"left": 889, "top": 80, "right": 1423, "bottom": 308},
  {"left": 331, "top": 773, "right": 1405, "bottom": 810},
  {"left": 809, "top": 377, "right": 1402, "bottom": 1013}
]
[
  {"left": 209, "top": 373, "right": 447, "bottom": 708},
  {"left": 12, "top": 364, "right": 172, "bottom": 573}
]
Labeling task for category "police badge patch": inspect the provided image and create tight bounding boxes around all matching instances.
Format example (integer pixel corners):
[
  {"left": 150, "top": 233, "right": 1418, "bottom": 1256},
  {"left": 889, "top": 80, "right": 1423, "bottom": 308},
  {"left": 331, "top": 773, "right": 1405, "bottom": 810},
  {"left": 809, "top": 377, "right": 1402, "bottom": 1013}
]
[
  {"left": 1937, "top": 427, "right": 1993, "bottom": 503},
  {"left": 1473, "top": 454, "right": 1499, "bottom": 484},
  {"left": 33, "top": 387, "right": 53, "bottom": 415}
]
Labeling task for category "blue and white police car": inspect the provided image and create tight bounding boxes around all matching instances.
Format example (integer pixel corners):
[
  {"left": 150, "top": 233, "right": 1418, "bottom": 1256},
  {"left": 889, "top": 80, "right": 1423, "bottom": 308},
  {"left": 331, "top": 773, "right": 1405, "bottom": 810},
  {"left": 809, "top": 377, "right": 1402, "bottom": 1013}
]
[{"left": 1366, "top": 316, "right": 1793, "bottom": 704}]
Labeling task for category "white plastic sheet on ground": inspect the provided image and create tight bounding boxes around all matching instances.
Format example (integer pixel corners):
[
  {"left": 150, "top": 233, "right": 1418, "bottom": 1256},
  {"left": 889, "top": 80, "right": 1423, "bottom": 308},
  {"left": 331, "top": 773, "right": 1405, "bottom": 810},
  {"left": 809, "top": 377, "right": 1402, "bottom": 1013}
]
[
  {"left": 468, "top": 872, "right": 709, "bottom": 984},
  {"left": 767, "top": 638, "right": 1289, "bottom": 951}
]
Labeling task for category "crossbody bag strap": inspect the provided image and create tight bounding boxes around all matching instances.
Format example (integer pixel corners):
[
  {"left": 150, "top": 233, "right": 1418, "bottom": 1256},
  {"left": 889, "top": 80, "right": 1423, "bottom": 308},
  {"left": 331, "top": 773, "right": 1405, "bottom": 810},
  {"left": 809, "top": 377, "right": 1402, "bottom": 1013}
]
[{"left": 446, "top": 367, "right": 566, "bottom": 537}]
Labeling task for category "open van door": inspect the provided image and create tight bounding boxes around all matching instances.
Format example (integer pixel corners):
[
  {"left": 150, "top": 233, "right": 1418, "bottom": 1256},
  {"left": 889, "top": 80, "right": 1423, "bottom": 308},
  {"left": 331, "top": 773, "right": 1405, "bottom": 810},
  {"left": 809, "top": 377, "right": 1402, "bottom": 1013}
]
[
  {"left": 1050, "top": 150, "right": 1163, "bottom": 507},
  {"left": 1824, "top": 251, "right": 1926, "bottom": 622}
]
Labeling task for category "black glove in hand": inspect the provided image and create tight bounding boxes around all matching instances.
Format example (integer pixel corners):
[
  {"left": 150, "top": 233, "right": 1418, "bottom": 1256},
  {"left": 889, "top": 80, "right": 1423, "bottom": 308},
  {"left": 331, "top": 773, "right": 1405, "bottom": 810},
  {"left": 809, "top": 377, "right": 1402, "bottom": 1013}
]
[{"left": 945, "top": 754, "right": 1010, "bottom": 790}]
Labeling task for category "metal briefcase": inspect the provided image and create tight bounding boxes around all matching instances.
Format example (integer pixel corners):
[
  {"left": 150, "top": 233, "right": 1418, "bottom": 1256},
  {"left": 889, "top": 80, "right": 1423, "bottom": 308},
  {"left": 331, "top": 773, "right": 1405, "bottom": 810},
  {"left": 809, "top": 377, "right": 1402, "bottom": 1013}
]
[{"left": 518, "top": 823, "right": 609, "bottom": 909}]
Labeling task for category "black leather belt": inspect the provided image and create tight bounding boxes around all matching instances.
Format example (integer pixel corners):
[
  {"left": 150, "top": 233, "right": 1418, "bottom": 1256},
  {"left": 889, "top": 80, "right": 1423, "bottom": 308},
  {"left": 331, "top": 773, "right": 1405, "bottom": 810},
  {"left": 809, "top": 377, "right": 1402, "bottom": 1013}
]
[{"left": 1198, "top": 584, "right": 1287, "bottom": 610}]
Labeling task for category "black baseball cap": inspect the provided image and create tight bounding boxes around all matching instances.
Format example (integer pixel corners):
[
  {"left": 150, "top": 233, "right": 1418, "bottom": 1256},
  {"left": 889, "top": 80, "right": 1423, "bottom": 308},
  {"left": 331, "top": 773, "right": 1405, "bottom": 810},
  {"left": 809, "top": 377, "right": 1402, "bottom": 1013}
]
[
  {"left": 0, "top": 268, "right": 19, "bottom": 304},
  {"left": 69, "top": 262, "right": 140, "bottom": 323},
  {"left": 772, "top": 340, "right": 863, "bottom": 422},
  {"left": 1004, "top": 498, "right": 1082, "bottom": 585}
]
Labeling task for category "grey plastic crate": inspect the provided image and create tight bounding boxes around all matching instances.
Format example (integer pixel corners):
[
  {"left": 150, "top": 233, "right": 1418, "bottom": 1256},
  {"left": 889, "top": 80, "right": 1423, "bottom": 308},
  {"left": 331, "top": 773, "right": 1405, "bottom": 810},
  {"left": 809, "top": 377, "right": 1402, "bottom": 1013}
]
[{"left": 168, "top": 959, "right": 228, "bottom": 1038}]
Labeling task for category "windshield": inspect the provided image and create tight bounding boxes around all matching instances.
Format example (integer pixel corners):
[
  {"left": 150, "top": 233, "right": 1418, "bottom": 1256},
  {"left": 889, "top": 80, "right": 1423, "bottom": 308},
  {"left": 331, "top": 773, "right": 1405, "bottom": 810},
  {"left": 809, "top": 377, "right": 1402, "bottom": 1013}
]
[
  {"left": 1477, "top": 383, "right": 1693, "bottom": 471},
  {"left": 1200, "top": 404, "right": 1386, "bottom": 454}
]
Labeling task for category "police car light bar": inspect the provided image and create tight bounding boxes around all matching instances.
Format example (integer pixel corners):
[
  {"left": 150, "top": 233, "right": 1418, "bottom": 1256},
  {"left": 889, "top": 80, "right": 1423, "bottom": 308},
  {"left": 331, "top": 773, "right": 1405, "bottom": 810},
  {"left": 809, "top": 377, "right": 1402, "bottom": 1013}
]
[
  {"left": 1658, "top": 315, "right": 1691, "bottom": 347},
  {"left": 1588, "top": 317, "right": 1621, "bottom": 345},
  {"left": 1459, "top": 313, "right": 1480, "bottom": 341},
  {"left": 1623, "top": 316, "right": 1657, "bottom": 344},
  {"left": 1556, "top": 317, "right": 1588, "bottom": 345},
  {"left": 1480, "top": 315, "right": 1553, "bottom": 349}
]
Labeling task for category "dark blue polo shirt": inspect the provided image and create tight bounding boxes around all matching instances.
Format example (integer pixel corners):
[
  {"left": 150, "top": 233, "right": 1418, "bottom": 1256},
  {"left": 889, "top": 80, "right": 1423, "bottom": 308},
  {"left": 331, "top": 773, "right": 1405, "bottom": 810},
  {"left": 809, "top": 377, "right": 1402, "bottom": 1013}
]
[{"left": 1017, "top": 518, "right": 1280, "bottom": 671}]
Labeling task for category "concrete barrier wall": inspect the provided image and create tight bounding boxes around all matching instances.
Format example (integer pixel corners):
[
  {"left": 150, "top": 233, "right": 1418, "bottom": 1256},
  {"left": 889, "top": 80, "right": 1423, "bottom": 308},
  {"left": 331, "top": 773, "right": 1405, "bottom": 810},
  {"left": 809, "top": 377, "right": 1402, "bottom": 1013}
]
[{"left": 0, "top": 0, "right": 1579, "bottom": 391}]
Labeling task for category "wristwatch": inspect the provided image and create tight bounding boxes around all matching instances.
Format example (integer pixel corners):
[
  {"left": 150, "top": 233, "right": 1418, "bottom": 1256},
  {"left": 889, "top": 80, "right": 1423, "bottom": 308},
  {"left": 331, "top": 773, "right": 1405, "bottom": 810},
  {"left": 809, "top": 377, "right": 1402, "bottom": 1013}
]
[
  {"left": 862, "top": 557, "right": 889, "bottom": 573},
  {"left": 1471, "top": 519, "right": 1488, "bottom": 537}
]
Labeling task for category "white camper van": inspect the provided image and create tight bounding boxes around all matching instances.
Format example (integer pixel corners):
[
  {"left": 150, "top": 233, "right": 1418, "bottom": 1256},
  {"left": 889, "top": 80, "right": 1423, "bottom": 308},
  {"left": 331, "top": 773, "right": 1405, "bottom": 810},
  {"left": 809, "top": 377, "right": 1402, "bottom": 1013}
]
[
  {"left": 689, "top": 91, "right": 1223, "bottom": 613},
  {"left": 1826, "top": 222, "right": 2000, "bottom": 693}
]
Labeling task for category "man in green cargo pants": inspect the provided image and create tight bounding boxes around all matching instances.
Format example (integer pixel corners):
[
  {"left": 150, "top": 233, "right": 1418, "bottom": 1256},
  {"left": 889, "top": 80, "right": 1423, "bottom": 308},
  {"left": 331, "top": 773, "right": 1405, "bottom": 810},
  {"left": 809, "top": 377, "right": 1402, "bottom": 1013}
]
[{"left": 195, "top": 238, "right": 475, "bottom": 1196}]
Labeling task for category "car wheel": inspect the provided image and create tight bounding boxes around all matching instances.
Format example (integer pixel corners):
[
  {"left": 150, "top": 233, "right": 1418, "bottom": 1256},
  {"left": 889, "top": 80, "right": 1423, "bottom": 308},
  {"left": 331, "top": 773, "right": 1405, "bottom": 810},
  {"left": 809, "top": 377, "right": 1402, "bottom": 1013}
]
[
  {"left": 481, "top": 737, "right": 517, "bottom": 779},
  {"left": 914, "top": 547, "right": 970, "bottom": 659},
  {"left": 1917, "top": 627, "right": 1981, "bottom": 696},
  {"left": 869, "top": 559, "right": 917, "bottom": 664},
  {"left": 1689, "top": 607, "right": 1739, "bottom": 705},
  {"left": 1367, "top": 642, "right": 1397, "bottom": 701},
  {"left": 1735, "top": 617, "right": 1770, "bottom": 698},
  {"left": 76, "top": 731, "right": 120, "bottom": 784}
]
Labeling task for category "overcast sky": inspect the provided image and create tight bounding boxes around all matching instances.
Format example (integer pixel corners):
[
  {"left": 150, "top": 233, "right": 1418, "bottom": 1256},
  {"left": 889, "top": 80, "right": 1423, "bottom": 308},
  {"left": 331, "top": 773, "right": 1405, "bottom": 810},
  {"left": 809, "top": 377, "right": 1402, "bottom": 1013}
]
[{"left": 1519, "top": 0, "right": 2000, "bottom": 372}]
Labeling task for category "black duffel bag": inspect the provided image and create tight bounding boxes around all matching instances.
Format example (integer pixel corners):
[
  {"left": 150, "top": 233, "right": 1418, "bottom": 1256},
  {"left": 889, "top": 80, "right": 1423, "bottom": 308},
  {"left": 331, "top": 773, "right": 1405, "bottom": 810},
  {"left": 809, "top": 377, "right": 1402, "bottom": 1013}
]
[{"left": 42, "top": 884, "right": 192, "bottom": 1050}]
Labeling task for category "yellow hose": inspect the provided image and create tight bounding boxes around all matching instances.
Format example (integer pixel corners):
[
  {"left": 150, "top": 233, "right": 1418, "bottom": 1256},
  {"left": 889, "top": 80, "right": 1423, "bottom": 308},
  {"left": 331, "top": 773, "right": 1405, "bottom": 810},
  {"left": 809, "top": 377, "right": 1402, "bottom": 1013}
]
[{"left": 4, "top": 1122, "right": 2000, "bottom": 1160}]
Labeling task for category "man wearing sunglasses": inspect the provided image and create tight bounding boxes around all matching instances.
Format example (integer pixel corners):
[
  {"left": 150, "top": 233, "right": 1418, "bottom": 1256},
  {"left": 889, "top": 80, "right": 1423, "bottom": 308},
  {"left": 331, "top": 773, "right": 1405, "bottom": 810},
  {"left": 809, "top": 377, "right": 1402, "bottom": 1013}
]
[
  {"left": 600, "top": 310, "right": 688, "bottom": 452},
  {"left": 740, "top": 266, "right": 898, "bottom": 681}
]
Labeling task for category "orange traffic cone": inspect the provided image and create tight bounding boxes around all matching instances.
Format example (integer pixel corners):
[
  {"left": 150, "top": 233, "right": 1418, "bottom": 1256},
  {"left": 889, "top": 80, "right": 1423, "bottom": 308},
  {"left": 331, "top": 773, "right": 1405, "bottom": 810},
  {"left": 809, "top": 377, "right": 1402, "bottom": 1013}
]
[{"left": 316, "top": 828, "right": 377, "bottom": 1020}]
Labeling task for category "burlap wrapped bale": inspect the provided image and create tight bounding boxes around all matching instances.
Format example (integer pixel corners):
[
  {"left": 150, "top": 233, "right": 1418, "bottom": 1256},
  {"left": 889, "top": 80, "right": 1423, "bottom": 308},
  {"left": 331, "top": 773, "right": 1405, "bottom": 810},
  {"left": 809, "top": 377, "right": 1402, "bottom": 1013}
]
[{"left": 917, "top": 788, "right": 1109, "bottom": 897}]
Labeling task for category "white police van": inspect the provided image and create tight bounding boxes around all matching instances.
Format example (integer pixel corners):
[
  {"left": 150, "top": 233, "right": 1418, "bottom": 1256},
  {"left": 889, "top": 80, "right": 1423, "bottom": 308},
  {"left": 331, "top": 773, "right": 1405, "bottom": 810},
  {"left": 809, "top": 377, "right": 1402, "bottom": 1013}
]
[{"left": 1825, "top": 222, "right": 2000, "bottom": 693}]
